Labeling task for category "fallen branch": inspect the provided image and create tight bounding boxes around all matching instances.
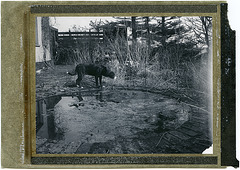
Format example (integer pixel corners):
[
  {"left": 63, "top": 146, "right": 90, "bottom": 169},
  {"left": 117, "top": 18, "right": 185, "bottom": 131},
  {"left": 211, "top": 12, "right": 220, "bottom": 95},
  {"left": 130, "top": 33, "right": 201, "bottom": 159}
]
[
  {"left": 156, "top": 132, "right": 168, "bottom": 147},
  {"left": 181, "top": 101, "right": 210, "bottom": 113}
]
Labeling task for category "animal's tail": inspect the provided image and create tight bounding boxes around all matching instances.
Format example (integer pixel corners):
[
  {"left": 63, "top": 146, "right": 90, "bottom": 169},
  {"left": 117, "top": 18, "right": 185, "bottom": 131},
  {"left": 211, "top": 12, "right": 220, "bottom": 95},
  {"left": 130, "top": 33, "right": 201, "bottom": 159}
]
[{"left": 67, "top": 69, "right": 76, "bottom": 76}]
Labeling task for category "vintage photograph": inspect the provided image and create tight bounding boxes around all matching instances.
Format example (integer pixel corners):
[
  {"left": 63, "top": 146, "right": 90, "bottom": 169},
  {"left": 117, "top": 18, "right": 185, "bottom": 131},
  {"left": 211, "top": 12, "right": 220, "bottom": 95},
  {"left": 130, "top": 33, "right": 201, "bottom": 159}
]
[{"left": 35, "top": 16, "right": 213, "bottom": 154}]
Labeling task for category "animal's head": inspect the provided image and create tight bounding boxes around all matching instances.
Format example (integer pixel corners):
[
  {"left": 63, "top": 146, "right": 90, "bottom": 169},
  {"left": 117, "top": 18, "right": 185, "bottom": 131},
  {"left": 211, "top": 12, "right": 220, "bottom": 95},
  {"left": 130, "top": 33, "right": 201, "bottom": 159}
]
[
  {"left": 108, "top": 71, "right": 115, "bottom": 79},
  {"left": 102, "top": 66, "right": 115, "bottom": 79}
]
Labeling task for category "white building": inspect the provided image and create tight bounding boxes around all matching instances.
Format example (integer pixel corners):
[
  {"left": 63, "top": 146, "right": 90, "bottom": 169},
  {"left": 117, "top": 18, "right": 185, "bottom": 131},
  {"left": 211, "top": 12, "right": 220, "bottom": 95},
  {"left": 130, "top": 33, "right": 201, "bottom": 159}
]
[{"left": 35, "top": 17, "right": 58, "bottom": 68}]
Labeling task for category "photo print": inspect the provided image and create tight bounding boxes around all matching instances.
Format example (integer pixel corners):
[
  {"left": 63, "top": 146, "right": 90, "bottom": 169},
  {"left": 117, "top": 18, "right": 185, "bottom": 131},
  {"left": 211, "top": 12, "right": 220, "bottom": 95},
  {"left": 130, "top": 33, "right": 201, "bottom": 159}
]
[{"left": 35, "top": 16, "right": 213, "bottom": 154}]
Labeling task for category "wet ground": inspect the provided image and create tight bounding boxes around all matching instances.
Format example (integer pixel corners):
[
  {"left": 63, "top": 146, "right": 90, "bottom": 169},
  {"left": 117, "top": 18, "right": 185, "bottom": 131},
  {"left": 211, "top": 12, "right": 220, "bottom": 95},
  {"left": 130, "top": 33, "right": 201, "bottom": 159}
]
[
  {"left": 36, "top": 65, "right": 212, "bottom": 154},
  {"left": 36, "top": 90, "right": 191, "bottom": 154}
]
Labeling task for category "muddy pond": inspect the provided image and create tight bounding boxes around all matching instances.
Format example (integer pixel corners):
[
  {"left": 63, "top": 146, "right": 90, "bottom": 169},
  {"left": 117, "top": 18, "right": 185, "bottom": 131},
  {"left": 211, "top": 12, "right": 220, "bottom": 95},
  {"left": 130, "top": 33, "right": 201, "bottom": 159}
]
[{"left": 36, "top": 89, "right": 191, "bottom": 154}]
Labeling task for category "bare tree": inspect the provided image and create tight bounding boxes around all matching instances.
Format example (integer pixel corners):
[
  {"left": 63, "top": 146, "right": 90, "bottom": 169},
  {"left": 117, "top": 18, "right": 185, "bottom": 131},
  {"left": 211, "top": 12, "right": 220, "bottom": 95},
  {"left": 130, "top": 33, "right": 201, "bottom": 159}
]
[{"left": 186, "top": 17, "right": 212, "bottom": 52}]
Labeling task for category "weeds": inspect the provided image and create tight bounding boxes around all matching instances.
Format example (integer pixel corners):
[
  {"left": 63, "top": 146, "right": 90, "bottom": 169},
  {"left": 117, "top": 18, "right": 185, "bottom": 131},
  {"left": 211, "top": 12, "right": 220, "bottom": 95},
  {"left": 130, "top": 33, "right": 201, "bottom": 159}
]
[{"left": 56, "top": 36, "right": 211, "bottom": 100}]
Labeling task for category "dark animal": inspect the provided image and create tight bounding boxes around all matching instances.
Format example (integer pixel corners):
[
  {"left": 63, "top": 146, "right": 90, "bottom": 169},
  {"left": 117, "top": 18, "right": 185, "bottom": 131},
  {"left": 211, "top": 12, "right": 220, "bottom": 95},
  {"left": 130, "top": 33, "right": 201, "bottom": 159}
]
[{"left": 67, "top": 64, "right": 115, "bottom": 88}]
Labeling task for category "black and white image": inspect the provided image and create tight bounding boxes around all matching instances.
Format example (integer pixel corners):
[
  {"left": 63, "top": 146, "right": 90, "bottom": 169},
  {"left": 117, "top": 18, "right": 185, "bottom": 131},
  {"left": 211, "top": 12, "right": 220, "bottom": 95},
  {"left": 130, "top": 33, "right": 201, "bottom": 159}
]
[{"left": 36, "top": 16, "right": 213, "bottom": 154}]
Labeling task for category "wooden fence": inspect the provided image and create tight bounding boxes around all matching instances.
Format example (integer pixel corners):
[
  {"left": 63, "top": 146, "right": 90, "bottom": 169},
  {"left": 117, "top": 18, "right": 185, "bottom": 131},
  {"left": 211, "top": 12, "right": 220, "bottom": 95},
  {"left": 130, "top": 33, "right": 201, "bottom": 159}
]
[{"left": 58, "top": 31, "right": 104, "bottom": 47}]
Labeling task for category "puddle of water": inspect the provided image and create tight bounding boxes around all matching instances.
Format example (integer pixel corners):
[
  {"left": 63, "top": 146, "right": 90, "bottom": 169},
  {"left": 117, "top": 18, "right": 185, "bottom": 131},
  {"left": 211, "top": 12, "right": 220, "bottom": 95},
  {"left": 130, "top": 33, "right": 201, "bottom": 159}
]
[{"left": 36, "top": 90, "right": 190, "bottom": 154}]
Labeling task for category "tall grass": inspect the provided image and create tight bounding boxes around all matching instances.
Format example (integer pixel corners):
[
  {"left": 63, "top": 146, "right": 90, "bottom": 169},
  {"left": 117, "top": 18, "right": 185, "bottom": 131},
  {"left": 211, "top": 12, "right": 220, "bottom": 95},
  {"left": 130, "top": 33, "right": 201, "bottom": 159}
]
[
  {"left": 101, "top": 37, "right": 182, "bottom": 89},
  {"left": 62, "top": 36, "right": 211, "bottom": 94}
]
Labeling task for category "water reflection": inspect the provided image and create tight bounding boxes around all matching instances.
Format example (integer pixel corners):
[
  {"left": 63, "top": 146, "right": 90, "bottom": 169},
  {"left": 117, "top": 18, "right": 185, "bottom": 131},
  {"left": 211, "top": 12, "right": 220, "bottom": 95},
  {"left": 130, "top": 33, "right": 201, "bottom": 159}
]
[
  {"left": 37, "top": 91, "right": 85, "bottom": 141},
  {"left": 36, "top": 90, "right": 192, "bottom": 154},
  {"left": 36, "top": 99, "right": 45, "bottom": 132},
  {"left": 95, "top": 91, "right": 103, "bottom": 102},
  {"left": 46, "top": 111, "right": 56, "bottom": 139},
  {"left": 72, "top": 91, "right": 83, "bottom": 102},
  {"left": 37, "top": 110, "right": 56, "bottom": 140}
]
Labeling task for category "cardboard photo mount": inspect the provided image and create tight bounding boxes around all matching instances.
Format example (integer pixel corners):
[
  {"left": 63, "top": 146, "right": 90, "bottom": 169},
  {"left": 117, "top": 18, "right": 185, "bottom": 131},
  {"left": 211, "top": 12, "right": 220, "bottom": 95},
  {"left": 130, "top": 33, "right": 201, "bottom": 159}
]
[{"left": 1, "top": 1, "right": 239, "bottom": 168}]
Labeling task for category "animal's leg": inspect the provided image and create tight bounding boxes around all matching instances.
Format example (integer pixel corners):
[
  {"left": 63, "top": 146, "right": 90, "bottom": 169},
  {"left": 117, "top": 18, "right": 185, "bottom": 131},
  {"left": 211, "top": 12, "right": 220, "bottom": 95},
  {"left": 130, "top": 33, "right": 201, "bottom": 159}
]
[
  {"left": 99, "top": 76, "right": 102, "bottom": 87},
  {"left": 76, "top": 78, "right": 81, "bottom": 87},
  {"left": 76, "top": 74, "right": 83, "bottom": 88},
  {"left": 95, "top": 76, "right": 99, "bottom": 87}
]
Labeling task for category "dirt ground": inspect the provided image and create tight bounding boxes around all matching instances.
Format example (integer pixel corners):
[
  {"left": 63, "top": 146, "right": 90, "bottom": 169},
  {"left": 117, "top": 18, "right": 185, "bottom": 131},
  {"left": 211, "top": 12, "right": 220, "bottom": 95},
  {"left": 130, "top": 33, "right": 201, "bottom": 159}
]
[
  {"left": 36, "top": 65, "right": 99, "bottom": 99},
  {"left": 36, "top": 65, "right": 212, "bottom": 154},
  {"left": 37, "top": 89, "right": 192, "bottom": 154}
]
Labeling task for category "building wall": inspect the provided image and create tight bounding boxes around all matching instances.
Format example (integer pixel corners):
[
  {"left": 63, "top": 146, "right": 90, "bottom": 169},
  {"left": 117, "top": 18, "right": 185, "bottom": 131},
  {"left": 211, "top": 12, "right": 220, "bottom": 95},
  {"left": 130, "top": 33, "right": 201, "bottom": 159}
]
[{"left": 35, "top": 17, "right": 51, "bottom": 63}]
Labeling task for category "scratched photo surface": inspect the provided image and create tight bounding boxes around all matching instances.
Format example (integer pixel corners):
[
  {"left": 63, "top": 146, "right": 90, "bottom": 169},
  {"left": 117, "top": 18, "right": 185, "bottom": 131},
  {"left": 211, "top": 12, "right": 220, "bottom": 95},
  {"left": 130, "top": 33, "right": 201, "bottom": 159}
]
[{"left": 35, "top": 16, "right": 213, "bottom": 154}]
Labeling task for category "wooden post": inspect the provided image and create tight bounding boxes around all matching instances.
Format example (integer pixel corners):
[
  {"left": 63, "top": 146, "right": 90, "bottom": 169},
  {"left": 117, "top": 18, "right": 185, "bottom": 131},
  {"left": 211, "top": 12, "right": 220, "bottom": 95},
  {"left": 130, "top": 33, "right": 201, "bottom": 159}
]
[{"left": 89, "top": 29, "right": 93, "bottom": 62}]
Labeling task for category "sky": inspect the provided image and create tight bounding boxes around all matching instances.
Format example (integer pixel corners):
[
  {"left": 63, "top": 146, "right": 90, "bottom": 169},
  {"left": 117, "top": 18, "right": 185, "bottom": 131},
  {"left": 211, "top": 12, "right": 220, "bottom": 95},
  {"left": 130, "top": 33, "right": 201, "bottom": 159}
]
[
  {"left": 50, "top": 16, "right": 160, "bottom": 32},
  {"left": 50, "top": 17, "right": 116, "bottom": 32}
]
